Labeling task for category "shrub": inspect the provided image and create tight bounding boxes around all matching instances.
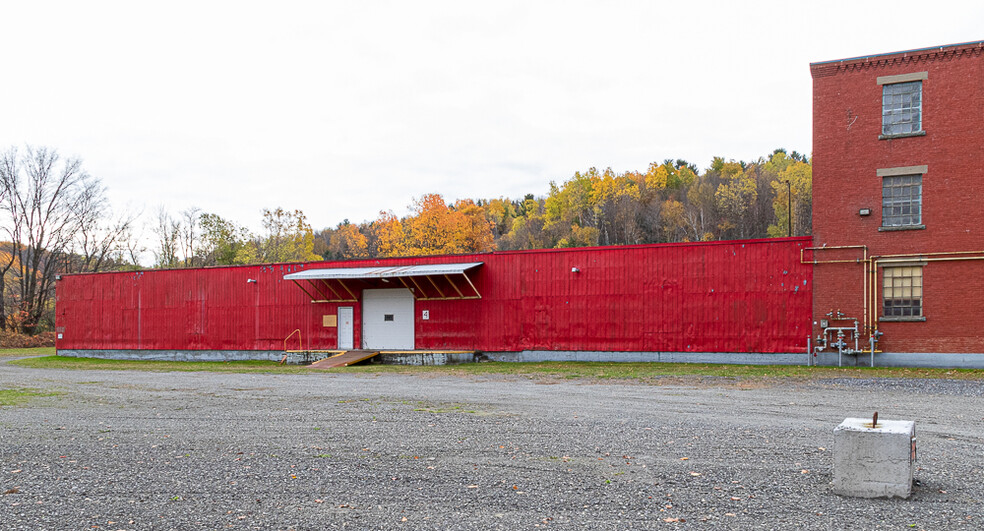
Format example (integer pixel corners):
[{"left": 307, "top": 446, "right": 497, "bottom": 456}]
[{"left": 0, "top": 331, "right": 56, "bottom": 348}]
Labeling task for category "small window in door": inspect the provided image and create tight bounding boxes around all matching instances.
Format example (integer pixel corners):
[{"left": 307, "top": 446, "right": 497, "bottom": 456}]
[{"left": 384, "top": 314, "right": 394, "bottom": 322}]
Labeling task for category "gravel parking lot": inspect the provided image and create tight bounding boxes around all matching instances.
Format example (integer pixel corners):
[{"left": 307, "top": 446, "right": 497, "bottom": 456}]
[{"left": 2, "top": 360, "right": 983, "bottom": 530}]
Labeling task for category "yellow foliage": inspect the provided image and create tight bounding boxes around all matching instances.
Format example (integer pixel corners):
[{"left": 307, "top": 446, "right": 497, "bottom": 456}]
[
  {"left": 591, "top": 172, "right": 640, "bottom": 205},
  {"left": 484, "top": 198, "right": 515, "bottom": 234},
  {"left": 714, "top": 163, "right": 757, "bottom": 221},
  {"left": 260, "top": 208, "right": 321, "bottom": 262},
  {"left": 767, "top": 160, "right": 813, "bottom": 237},
  {"left": 660, "top": 199, "right": 685, "bottom": 229},
  {"left": 645, "top": 163, "right": 670, "bottom": 190},
  {"left": 372, "top": 211, "right": 405, "bottom": 257},
  {"left": 329, "top": 224, "right": 369, "bottom": 259}
]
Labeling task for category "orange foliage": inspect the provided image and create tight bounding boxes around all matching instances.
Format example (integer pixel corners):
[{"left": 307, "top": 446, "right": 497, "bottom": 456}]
[
  {"left": 452, "top": 199, "right": 496, "bottom": 253},
  {"left": 328, "top": 224, "right": 369, "bottom": 259},
  {"left": 0, "top": 330, "right": 55, "bottom": 348},
  {"left": 400, "top": 194, "right": 496, "bottom": 256},
  {"left": 371, "top": 211, "right": 405, "bottom": 258}
]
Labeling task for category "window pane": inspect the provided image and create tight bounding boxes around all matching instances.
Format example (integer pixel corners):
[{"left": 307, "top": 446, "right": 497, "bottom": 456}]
[
  {"left": 882, "top": 174, "right": 922, "bottom": 227},
  {"left": 882, "top": 81, "right": 922, "bottom": 135},
  {"left": 883, "top": 266, "right": 923, "bottom": 317}
]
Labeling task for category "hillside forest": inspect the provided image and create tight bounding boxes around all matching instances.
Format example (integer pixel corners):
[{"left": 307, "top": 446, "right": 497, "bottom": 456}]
[{"left": 0, "top": 146, "right": 811, "bottom": 336}]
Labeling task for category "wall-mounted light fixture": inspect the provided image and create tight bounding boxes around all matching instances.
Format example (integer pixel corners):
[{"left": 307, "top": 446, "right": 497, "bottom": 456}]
[
  {"left": 246, "top": 278, "right": 257, "bottom": 283},
  {"left": 859, "top": 208, "right": 872, "bottom": 216},
  {"left": 571, "top": 267, "right": 580, "bottom": 273}
]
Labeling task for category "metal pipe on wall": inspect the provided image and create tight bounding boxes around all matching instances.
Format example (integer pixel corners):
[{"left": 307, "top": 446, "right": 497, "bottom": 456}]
[
  {"left": 807, "top": 246, "right": 984, "bottom": 347},
  {"left": 868, "top": 253, "right": 984, "bottom": 343}
]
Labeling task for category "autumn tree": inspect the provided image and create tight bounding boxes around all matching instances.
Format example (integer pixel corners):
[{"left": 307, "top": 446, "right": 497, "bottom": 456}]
[
  {"left": 398, "top": 194, "right": 496, "bottom": 256},
  {"left": 452, "top": 199, "right": 496, "bottom": 253},
  {"left": 591, "top": 168, "right": 641, "bottom": 245},
  {"left": 660, "top": 199, "right": 688, "bottom": 242},
  {"left": 369, "top": 210, "right": 404, "bottom": 258},
  {"left": 483, "top": 198, "right": 517, "bottom": 239},
  {"left": 199, "top": 212, "right": 256, "bottom": 265},
  {"left": 543, "top": 169, "right": 598, "bottom": 245},
  {"left": 327, "top": 222, "right": 369, "bottom": 259},
  {"left": 767, "top": 152, "right": 813, "bottom": 237},
  {"left": 712, "top": 158, "right": 759, "bottom": 239},
  {"left": 131, "top": 147, "right": 813, "bottom": 272},
  {"left": 500, "top": 196, "right": 548, "bottom": 250},
  {"left": 259, "top": 208, "right": 321, "bottom": 263},
  {"left": 682, "top": 177, "right": 717, "bottom": 242},
  {"left": 0, "top": 146, "right": 106, "bottom": 333}
]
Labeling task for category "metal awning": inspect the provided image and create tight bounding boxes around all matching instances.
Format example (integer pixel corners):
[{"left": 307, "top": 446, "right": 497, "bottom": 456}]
[
  {"left": 283, "top": 262, "right": 483, "bottom": 281},
  {"left": 284, "top": 262, "right": 483, "bottom": 302}
]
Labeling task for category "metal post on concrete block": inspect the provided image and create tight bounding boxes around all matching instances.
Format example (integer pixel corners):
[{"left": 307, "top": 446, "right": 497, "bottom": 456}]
[{"left": 833, "top": 415, "right": 916, "bottom": 498}]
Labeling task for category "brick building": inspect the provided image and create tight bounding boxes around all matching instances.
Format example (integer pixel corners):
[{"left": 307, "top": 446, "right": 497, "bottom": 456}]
[{"left": 809, "top": 41, "right": 984, "bottom": 366}]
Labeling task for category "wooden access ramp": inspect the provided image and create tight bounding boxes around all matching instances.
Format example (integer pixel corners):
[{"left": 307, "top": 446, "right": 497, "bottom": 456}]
[{"left": 307, "top": 350, "right": 380, "bottom": 369}]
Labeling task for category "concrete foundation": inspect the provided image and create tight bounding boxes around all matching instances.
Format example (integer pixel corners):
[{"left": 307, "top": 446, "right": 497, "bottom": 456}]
[
  {"left": 58, "top": 349, "right": 984, "bottom": 368},
  {"left": 813, "top": 350, "right": 984, "bottom": 369},
  {"left": 375, "top": 351, "right": 476, "bottom": 366},
  {"left": 485, "top": 350, "right": 808, "bottom": 365},
  {"left": 833, "top": 417, "right": 916, "bottom": 498}
]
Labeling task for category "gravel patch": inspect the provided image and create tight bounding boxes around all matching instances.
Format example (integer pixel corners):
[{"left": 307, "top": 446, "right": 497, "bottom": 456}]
[
  {"left": 816, "top": 377, "right": 984, "bottom": 397},
  {"left": 2, "top": 362, "right": 983, "bottom": 530}
]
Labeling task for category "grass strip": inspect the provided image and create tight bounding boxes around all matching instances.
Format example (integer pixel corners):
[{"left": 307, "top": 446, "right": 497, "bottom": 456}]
[
  {"left": 339, "top": 361, "right": 984, "bottom": 380},
  {"left": 0, "top": 387, "right": 63, "bottom": 406},
  {"left": 0, "top": 347, "right": 55, "bottom": 358},
  {"left": 10, "top": 356, "right": 314, "bottom": 374},
  {"left": 8, "top": 355, "right": 984, "bottom": 381}
]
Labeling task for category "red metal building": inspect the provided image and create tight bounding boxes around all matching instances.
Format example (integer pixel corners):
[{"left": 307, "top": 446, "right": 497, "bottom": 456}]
[
  {"left": 52, "top": 41, "right": 984, "bottom": 367},
  {"left": 810, "top": 40, "right": 984, "bottom": 366},
  {"left": 56, "top": 238, "right": 812, "bottom": 363}
]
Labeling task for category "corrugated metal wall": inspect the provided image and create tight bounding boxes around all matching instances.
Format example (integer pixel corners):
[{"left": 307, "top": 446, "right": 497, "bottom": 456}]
[{"left": 56, "top": 237, "right": 812, "bottom": 354}]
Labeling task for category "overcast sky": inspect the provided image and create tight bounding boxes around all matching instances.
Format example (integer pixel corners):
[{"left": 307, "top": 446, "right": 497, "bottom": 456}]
[{"left": 2, "top": 1, "right": 982, "bottom": 240}]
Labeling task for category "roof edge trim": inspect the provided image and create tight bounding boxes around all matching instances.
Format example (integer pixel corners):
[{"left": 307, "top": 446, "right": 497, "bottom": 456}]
[{"left": 810, "top": 40, "right": 984, "bottom": 67}]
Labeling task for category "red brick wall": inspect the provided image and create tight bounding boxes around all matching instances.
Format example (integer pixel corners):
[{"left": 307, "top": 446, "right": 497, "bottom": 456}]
[{"left": 811, "top": 43, "right": 984, "bottom": 354}]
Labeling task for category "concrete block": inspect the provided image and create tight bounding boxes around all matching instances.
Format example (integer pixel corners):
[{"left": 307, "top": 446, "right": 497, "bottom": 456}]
[{"left": 833, "top": 417, "right": 916, "bottom": 498}]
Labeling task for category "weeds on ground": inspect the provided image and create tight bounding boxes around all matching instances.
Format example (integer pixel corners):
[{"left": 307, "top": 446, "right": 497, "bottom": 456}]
[{"left": 0, "top": 387, "right": 63, "bottom": 407}]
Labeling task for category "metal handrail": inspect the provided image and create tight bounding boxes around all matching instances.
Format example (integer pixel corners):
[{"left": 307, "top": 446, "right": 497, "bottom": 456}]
[{"left": 284, "top": 329, "right": 302, "bottom": 352}]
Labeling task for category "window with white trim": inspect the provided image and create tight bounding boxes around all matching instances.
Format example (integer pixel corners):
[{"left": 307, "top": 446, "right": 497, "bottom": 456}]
[
  {"left": 883, "top": 266, "right": 922, "bottom": 318},
  {"left": 882, "top": 81, "right": 922, "bottom": 136},
  {"left": 882, "top": 174, "right": 922, "bottom": 227}
]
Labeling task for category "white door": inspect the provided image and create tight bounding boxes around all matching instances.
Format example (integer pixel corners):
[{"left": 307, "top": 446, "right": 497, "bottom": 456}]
[
  {"left": 337, "top": 307, "right": 354, "bottom": 350},
  {"left": 362, "top": 288, "right": 414, "bottom": 350}
]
